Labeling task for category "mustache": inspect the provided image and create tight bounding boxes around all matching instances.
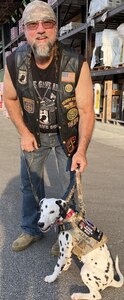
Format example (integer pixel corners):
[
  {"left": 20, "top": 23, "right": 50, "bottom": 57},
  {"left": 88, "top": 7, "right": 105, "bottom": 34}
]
[{"left": 36, "top": 33, "right": 48, "bottom": 38}]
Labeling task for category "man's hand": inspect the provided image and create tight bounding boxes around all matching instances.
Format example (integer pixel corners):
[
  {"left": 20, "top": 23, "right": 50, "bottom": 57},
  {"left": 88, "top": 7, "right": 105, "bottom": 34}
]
[
  {"left": 71, "top": 151, "right": 87, "bottom": 173},
  {"left": 21, "top": 131, "right": 38, "bottom": 152}
]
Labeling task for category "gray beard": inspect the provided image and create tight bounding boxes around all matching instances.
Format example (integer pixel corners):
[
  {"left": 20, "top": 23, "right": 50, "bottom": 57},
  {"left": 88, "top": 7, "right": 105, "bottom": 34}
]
[{"left": 31, "top": 41, "right": 53, "bottom": 58}]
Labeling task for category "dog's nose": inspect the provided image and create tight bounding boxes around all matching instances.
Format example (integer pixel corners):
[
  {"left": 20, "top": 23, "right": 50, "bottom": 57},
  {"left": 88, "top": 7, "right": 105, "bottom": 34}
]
[{"left": 38, "top": 222, "right": 44, "bottom": 228}]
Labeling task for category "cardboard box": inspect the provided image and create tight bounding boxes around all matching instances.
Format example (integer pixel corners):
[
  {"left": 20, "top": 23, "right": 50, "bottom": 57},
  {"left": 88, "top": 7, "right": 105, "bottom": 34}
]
[
  {"left": 11, "top": 26, "right": 18, "bottom": 40},
  {"left": 94, "top": 83, "right": 103, "bottom": 114}
]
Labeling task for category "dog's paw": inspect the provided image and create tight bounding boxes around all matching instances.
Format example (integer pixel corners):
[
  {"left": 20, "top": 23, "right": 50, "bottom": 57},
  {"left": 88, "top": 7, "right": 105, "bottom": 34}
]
[
  {"left": 71, "top": 293, "right": 81, "bottom": 300},
  {"left": 44, "top": 275, "right": 55, "bottom": 283},
  {"left": 63, "top": 264, "right": 70, "bottom": 271}
]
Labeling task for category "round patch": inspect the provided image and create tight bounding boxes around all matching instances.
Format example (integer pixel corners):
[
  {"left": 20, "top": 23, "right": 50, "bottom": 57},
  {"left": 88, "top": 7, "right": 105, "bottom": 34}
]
[
  {"left": 65, "top": 84, "right": 73, "bottom": 93},
  {"left": 67, "top": 108, "right": 78, "bottom": 121}
]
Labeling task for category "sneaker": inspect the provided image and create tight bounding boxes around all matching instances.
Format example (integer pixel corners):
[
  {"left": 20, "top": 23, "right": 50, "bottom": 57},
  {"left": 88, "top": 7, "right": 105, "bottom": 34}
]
[
  {"left": 51, "top": 240, "right": 59, "bottom": 256},
  {"left": 12, "top": 233, "right": 42, "bottom": 252}
]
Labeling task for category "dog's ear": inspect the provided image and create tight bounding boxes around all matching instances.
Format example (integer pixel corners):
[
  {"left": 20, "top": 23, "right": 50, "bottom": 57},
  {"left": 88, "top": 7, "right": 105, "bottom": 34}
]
[
  {"left": 39, "top": 198, "right": 45, "bottom": 207},
  {"left": 56, "top": 199, "right": 67, "bottom": 219},
  {"left": 56, "top": 199, "right": 66, "bottom": 207}
]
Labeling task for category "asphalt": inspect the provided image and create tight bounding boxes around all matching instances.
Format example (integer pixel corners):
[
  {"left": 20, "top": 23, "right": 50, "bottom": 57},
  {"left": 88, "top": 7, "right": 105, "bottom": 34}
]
[{"left": 0, "top": 111, "right": 124, "bottom": 300}]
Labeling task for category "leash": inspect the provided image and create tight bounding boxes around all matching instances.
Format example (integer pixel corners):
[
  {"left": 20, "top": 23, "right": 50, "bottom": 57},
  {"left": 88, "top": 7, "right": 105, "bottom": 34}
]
[
  {"left": 22, "top": 150, "right": 40, "bottom": 207},
  {"left": 22, "top": 150, "right": 86, "bottom": 216},
  {"left": 65, "top": 168, "right": 86, "bottom": 218},
  {"left": 75, "top": 169, "right": 86, "bottom": 218}
]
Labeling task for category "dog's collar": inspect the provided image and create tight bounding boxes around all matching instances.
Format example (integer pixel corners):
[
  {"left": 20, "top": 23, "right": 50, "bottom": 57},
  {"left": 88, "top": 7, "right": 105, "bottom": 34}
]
[
  {"left": 66, "top": 208, "right": 75, "bottom": 219},
  {"left": 55, "top": 208, "right": 76, "bottom": 226}
]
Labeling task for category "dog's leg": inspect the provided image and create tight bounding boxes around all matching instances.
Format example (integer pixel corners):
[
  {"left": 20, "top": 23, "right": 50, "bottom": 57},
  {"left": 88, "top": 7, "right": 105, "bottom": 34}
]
[
  {"left": 71, "top": 263, "right": 102, "bottom": 300},
  {"left": 44, "top": 232, "right": 73, "bottom": 283}
]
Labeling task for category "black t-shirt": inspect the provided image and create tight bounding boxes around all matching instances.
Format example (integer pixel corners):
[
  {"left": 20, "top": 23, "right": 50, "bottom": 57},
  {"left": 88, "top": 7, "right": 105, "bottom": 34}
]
[
  {"left": 6, "top": 48, "right": 85, "bottom": 133},
  {"left": 31, "top": 56, "right": 59, "bottom": 132}
]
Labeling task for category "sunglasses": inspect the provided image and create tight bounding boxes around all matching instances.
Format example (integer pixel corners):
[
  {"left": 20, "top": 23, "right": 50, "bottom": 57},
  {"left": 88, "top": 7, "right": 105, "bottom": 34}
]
[{"left": 25, "top": 20, "right": 56, "bottom": 30}]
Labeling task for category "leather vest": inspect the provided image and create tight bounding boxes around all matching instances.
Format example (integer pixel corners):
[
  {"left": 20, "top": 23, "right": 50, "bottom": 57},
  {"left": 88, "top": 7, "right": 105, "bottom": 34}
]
[{"left": 15, "top": 43, "right": 81, "bottom": 157}]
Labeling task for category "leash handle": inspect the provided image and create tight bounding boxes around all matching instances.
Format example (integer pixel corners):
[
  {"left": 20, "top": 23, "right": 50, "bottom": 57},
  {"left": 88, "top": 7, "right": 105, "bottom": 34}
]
[{"left": 75, "top": 169, "right": 86, "bottom": 218}]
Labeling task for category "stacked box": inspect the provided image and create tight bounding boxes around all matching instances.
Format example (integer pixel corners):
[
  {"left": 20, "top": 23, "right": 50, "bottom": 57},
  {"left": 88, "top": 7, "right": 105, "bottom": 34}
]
[
  {"left": 115, "top": 0, "right": 124, "bottom": 6},
  {"left": 18, "top": 18, "right": 23, "bottom": 35},
  {"left": 0, "top": 82, "right": 3, "bottom": 109},
  {"left": 11, "top": 26, "right": 18, "bottom": 40},
  {"left": 89, "top": 0, "right": 124, "bottom": 18},
  {"left": 47, "top": 0, "right": 57, "bottom": 5},
  {"left": 121, "top": 87, "right": 124, "bottom": 120},
  {"left": 59, "top": 22, "right": 83, "bottom": 36},
  {"left": 117, "top": 23, "right": 124, "bottom": 64},
  {"left": 5, "top": 51, "right": 11, "bottom": 58},
  {"left": 94, "top": 83, "right": 103, "bottom": 114},
  {"left": 91, "top": 29, "right": 123, "bottom": 68},
  {"left": 11, "top": 47, "right": 17, "bottom": 52},
  {"left": 18, "top": 41, "right": 26, "bottom": 47}
]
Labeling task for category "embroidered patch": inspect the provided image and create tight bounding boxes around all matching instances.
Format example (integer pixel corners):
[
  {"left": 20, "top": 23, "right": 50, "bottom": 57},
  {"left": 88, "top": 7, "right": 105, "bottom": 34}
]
[
  {"left": 68, "top": 117, "right": 79, "bottom": 128},
  {"left": 61, "top": 72, "right": 75, "bottom": 83},
  {"left": 23, "top": 98, "right": 35, "bottom": 113},
  {"left": 18, "top": 70, "right": 27, "bottom": 85},
  {"left": 62, "top": 97, "right": 76, "bottom": 105},
  {"left": 65, "top": 84, "right": 73, "bottom": 93},
  {"left": 67, "top": 108, "right": 78, "bottom": 121},
  {"left": 62, "top": 97, "right": 76, "bottom": 109},
  {"left": 66, "top": 136, "right": 77, "bottom": 153}
]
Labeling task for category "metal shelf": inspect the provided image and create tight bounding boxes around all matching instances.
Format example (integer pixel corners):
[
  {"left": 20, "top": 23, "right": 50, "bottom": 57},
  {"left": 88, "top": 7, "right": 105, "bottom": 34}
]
[
  {"left": 0, "top": 1, "right": 124, "bottom": 79},
  {"left": 91, "top": 66, "right": 124, "bottom": 77},
  {"left": 58, "top": 3, "right": 124, "bottom": 40}
]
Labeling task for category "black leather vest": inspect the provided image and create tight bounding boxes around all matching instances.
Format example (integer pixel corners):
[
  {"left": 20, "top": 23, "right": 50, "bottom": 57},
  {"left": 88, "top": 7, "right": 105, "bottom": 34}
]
[{"left": 15, "top": 43, "right": 81, "bottom": 157}]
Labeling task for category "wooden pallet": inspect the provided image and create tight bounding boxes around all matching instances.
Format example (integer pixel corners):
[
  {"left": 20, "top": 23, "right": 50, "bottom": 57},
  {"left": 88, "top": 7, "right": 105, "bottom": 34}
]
[
  {"left": 107, "top": 119, "right": 124, "bottom": 126},
  {"left": 118, "top": 64, "right": 124, "bottom": 68},
  {"left": 95, "top": 113, "right": 103, "bottom": 122},
  {"left": 93, "top": 64, "right": 124, "bottom": 71},
  {"left": 93, "top": 65, "right": 111, "bottom": 70},
  {"left": 93, "top": 9, "right": 107, "bottom": 18}
]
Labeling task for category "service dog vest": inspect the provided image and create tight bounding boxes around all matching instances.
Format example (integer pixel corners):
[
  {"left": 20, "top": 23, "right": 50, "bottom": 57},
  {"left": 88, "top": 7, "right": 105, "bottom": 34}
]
[{"left": 59, "top": 211, "right": 108, "bottom": 260}]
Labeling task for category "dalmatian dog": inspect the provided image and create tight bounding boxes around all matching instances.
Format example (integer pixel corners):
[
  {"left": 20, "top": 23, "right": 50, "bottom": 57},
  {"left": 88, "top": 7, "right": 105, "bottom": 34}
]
[{"left": 38, "top": 198, "right": 123, "bottom": 300}]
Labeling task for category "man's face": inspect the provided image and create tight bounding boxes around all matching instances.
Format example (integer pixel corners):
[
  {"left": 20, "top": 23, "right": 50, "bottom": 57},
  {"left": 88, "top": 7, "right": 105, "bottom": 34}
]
[{"left": 24, "top": 19, "right": 57, "bottom": 58}]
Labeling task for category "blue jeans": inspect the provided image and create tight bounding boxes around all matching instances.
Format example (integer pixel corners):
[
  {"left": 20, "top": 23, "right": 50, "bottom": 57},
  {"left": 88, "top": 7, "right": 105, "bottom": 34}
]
[{"left": 20, "top": 133, "right": 75, "bottom": 236}]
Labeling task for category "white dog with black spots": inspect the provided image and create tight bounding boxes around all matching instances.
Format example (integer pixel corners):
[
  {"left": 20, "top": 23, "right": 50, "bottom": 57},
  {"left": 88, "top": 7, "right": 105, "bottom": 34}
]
[{"left": 38, "top": 198, "right": 123, "bottom": 300}]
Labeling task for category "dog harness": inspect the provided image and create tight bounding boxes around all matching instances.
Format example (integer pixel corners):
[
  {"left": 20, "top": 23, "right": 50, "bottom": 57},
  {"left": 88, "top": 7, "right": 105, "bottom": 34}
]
[
  {"left": 59, "top": 170, "right": 108, "bottom": 260},
  {"left": 58, "top": 210, "right": 108, "bottom": 260}
]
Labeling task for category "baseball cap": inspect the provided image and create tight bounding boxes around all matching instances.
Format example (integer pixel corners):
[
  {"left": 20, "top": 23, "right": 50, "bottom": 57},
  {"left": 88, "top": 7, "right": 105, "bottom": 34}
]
[{"left": 22, "top": 0, "right": 56, "bottom": 25}]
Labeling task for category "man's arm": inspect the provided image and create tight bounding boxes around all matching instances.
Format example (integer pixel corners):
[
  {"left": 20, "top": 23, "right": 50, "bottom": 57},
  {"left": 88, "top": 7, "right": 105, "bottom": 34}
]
[
  {"left": 71, "top": 61, "right": 95, "bottom": 172},
  {"left": 3, "top": 65, "right": 38, "bottom": 151}
]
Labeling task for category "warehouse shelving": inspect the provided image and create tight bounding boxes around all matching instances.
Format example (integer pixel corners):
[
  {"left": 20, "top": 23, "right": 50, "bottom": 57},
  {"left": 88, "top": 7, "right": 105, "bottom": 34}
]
[{"left": 0, "top": 0, "right": 124, "bottom": 124}]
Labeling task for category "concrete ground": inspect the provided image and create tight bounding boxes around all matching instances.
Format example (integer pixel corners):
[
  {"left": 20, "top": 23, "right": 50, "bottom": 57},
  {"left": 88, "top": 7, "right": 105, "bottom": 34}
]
[{"left": 0, "top": 111, "right": 124, "bottom": 300}]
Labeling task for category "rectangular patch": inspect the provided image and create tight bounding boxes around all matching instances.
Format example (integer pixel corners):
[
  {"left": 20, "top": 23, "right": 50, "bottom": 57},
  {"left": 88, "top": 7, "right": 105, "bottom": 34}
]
[
  {"left": 23, "top": 97, "right": 35, "bottom": 114},
  {"left": 61, "top": 72, "right": 75, "bottom": 83}
]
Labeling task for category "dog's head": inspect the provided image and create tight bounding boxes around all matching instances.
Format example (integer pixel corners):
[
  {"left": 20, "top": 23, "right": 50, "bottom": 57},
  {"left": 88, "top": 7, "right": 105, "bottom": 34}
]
[{"left": 38, "top": 198, "right": 67, "bottom": 232}]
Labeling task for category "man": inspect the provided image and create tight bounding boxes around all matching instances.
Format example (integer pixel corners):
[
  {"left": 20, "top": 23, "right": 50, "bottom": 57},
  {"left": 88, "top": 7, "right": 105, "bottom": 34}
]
[{"left": 3, "top": 0, "right": 95, "bottom": 253}]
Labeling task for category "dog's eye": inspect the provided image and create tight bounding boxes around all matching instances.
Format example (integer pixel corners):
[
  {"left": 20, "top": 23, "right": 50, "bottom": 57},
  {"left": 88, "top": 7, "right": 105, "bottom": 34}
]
[{"left": 50, "top": 210, "right": 55, "bottom": 214}]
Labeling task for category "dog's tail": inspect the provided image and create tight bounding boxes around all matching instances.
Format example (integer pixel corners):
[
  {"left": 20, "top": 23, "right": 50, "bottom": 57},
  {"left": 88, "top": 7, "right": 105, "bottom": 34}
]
[{"left": 110, "top": 256, "right": 124, "bottom": 288}]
